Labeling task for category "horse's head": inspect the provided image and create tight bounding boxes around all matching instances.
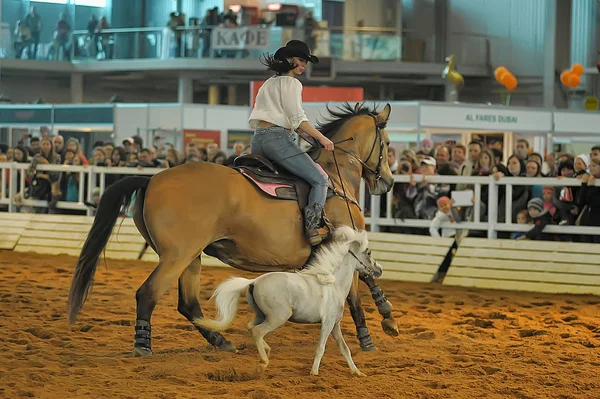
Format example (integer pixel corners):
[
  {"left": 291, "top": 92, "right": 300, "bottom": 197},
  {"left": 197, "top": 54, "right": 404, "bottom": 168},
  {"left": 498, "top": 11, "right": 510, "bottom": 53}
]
[
  {"left": 360, "top": 103, "right": 394, "bottom": 195},
  {"left": 334, "top": 227, "right": 383, "bottom": 279},
  {"left": 318, "top": 103, "right": 394, "bottom": 195}
]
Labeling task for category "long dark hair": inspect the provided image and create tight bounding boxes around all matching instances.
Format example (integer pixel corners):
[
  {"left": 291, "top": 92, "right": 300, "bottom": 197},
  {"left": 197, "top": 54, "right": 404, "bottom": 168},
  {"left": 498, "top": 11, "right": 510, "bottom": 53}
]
[{"left": 260, "top": 53, "right": 296, "bottom": 74}]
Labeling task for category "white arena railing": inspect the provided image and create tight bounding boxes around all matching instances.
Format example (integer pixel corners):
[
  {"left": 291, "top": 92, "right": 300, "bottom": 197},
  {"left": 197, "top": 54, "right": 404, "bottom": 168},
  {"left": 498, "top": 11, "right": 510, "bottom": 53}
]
[{"left": 1, "top": 162, "right": 600, "bottom": 240}]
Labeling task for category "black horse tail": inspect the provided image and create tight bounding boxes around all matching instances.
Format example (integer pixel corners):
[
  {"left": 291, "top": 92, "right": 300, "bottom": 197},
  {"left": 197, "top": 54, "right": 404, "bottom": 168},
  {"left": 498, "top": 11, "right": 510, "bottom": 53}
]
[{"left": 67, "top": 176, "right": 151, "bottom": 324}]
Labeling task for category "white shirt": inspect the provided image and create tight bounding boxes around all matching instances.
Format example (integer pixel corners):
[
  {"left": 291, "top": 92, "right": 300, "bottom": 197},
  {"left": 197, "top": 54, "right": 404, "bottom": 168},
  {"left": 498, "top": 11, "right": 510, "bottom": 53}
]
[
  {"left": 249, "top": 76, "right": 309, "bottom": 130},
  {"left": 429, "top": 210, "right": 457, "bottom": 238}
]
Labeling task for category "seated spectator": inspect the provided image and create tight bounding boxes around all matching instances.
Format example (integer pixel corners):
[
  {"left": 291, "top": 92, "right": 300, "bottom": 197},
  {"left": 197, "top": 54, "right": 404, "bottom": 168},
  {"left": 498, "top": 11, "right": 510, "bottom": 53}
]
[{"left": 517, "top": 198, "right": 553, "bottom": 241}]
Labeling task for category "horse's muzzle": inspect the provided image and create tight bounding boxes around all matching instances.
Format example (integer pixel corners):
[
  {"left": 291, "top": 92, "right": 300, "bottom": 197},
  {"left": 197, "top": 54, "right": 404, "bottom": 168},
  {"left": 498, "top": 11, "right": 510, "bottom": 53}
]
[
  {"left": 369, "top": 176, "right": 394, "bottom": 195},
  {"left": 373, "top": 262, "right": 383, "bottom": 279}
]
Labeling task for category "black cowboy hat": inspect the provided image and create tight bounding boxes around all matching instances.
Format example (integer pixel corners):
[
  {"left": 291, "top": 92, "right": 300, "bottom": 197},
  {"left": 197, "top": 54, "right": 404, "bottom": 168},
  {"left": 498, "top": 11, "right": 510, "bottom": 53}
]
[{"left": 274, "top": 40, "right": 319, "bottom": 64}]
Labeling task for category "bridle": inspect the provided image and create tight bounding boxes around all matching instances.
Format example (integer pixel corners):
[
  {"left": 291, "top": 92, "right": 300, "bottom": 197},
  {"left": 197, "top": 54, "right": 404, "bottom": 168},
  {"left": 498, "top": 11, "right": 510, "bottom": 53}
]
[
  {"left": 333, "top": 115, "right": 386, "bottom": 181},
  {"left": 348, "top": 249, "right": 378, "bottom": 279}
]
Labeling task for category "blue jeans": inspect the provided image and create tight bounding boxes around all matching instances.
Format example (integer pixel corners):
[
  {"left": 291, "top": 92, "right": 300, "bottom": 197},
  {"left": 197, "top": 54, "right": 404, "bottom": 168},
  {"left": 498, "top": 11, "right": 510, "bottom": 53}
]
[{"left": 251, "top": 127, "right": 328, "bottom": 209}]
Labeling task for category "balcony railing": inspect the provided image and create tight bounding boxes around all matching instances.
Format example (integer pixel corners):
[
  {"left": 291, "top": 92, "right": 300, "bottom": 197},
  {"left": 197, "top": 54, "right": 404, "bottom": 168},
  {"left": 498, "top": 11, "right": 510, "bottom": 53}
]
[{"left": 5, "top": 24, "right": 405, "bottom": 62}]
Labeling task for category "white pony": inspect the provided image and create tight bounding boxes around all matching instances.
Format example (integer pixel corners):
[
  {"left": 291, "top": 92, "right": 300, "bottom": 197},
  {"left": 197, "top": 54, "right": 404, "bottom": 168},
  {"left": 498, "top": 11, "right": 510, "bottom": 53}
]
[{"left": 193, "top": 226, "right": 382, "bottom": 376}]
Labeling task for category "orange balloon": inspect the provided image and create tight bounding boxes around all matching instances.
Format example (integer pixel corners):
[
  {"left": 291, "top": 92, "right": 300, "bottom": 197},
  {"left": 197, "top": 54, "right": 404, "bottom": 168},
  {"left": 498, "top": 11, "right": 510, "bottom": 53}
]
[
  {"left": 494, "top": 67, "right": 508, "bottom": 82},
  {"left": 500, "top": 72, "right": 514, "bottom": 86},
  {"left": 571, "top": 63, "right": 584, "bottom": 77},
  {"left": 505, "top": 75, "right": 518, "bottom": 91},
  {"left": 560, "top": 71, "right": 572, "bottom": 86},
  {"left": 568, "top": 74, "right": 581, "bottom": 88}
]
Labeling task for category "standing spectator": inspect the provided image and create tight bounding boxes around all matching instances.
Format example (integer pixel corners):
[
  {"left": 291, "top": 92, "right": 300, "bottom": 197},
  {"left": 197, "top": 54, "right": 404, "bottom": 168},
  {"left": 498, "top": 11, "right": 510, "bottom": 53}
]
[
  {"left": 24, "top": 6, "right": 42, "bottom": 60},
  {"left": 168, "top": 12, "right": 185, "bottom": 58},
  {"left": 525, "top": 160, "right": 544, "bottom": 199},
  {"left": 54, "top": 13, "right": 72, "bottom": 60},
  {"left": 13, "top": 20, "right": 32, "bottom": 59},
  {"left": 416, "top": 138, "right": 434, "bottom": 157},
  {"left": 591, "top": 146, "right": 600, "bottom": 164},
  {"left": 451, "top": 144, "right": 466, "bottom": 167},
  {"left": 53, "top": 135, "right": 65, "bottom": 160},
  {"left": 515, "top": 139, "right": 530, "bottom": 161},
  {"left": 434, "top": 145, "right": 450, "bottom": 164},
  {"left": 579, "top": 160, "right": 600, "bottom": 242}
]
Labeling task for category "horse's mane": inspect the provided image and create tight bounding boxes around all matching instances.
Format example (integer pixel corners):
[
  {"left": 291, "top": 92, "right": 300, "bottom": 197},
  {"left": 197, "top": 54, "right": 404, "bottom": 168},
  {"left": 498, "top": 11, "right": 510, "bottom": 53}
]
[
  {"left": 299, "top": 226, "right": 369, "bottom": 284},
  {"left": 317, "top": 102, "right": 387, "bottom": 139}
]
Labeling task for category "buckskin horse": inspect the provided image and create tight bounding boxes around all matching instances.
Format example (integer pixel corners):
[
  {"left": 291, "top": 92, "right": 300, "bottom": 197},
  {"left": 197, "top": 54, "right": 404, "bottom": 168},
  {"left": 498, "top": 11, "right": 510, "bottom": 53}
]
[{"left": 67, "top": 102, "right": 400, "bottom": 357}]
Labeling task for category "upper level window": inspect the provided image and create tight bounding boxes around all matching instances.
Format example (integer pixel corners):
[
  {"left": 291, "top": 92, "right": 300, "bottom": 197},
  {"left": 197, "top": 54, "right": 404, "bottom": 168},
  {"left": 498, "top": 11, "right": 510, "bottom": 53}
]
[
  {"left": 31, "top": 0, "right": 107, "bottom": 5},
  {"left": 74, "top": 0, "right": 107, "bottom": 6},
  {"left": 31, "top": 0, "right": 68, "bottom": 4}
]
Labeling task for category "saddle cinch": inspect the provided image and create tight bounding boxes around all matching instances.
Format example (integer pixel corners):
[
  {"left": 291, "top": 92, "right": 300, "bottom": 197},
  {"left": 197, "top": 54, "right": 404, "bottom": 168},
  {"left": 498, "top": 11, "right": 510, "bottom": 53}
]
[{"left": 232, "top": 154, "right": 335, "bottom": 211}]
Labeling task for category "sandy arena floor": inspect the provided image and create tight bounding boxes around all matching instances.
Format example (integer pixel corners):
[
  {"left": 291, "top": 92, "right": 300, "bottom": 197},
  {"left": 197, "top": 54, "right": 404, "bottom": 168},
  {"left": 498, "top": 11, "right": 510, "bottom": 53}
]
[{"left": 0, "top": 250, "right": 599, "bottom": 399}]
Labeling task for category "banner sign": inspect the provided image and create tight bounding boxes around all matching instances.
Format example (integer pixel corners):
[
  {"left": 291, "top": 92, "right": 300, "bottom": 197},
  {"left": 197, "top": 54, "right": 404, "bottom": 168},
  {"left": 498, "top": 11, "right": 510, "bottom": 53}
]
[
  {"left": 183, "top": 129, "right": 221, "bottom": 149},
  {"left": 227, "top": 129, "right": 253, "bottom": 148},
  {"left": 211, "top": 27, "right": 270, "bottom": 50}
]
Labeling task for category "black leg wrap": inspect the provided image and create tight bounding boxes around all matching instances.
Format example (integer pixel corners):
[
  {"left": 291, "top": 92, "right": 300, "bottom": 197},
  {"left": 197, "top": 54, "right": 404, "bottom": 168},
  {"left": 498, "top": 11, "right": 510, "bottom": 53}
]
[
  {"left": 133, "top": 320, "right": 152, "bottom": 356},
  {"left": 360, "top": 275, "right": 393, "bottom": 317},
  {"left": 357, "top": 326, "right": 375, "bottom": 350}
]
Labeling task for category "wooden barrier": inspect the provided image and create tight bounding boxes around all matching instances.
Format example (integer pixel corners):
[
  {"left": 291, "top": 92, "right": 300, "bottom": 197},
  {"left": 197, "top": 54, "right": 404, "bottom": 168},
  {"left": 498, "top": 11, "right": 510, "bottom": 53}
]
[
  {"left": 369, "top": 232, "right": 453, "bottom": 282},
  {"left": 2, "top": 213, "right": 227, "bottom": 267},
  {"left": 0, "top": 213, "right": 33, "bottom": 250},
  {"left": 1, "top": 214, "right": 455, "bottom": 282},
  {"left": 444, "top": 238, "right": 600, "bottom": 295}
]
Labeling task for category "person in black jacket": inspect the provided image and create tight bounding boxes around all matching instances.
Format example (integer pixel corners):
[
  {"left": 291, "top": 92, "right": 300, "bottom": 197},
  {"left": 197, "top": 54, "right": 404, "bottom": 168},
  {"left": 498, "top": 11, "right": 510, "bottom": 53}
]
[
  {"left": 579, "top": 160, "right": 600, "bottom": 243},
  {"left": 517, "top": 198, "right": 554, "bottom": 241}
]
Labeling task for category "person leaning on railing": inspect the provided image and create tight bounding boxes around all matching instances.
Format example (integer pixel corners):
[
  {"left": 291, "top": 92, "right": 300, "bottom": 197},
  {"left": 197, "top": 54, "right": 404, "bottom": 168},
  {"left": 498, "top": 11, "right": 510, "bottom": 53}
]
[{"left": 578, "top": 159, "right": 600, "bottom": 243}]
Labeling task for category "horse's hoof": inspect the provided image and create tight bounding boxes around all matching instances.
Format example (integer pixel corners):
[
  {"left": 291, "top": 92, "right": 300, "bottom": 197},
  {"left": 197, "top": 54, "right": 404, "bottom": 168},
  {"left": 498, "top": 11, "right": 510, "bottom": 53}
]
[
  {"left": 219, "top": 341, "right": 237, "bottom": 353},
  {"left": 360, "top": 343, "right": 378, "bottom": 352},
  {"left": 133, "top": 346, "right": 152, "bottom": 357},
  {"left": 381, "top": 318, "right": 399, "bottom": 337}
]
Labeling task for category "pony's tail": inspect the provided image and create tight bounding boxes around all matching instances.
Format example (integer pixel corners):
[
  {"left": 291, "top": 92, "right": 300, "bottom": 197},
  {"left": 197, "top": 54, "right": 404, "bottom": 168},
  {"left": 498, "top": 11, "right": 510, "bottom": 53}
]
[
  {"left": 193, "top": 277, "right": 255, "bottom": 331},
  {"left": 67, "top": 176, "right": 151, "bottom": 325}
]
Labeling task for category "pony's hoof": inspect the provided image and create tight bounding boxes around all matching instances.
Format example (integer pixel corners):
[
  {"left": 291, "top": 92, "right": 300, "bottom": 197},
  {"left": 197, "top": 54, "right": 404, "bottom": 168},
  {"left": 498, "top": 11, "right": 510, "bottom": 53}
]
[
  {"left": 381, "top": 318, "right": 399, "bottom": 337},
  {"left": 353, "top": 370, "right": 367, "bottom": 377},
  {"left": 133, "top": 346, "right": 152, "bottom": 357},
  {"left": 219, "top": 340, "right": 237, "bottom": 353},
  {"left": 256, "top": 363, "right": 268, "bottom": 373},
  {"left": 310, "top": 370, "right": 319, "bottom": 376}
]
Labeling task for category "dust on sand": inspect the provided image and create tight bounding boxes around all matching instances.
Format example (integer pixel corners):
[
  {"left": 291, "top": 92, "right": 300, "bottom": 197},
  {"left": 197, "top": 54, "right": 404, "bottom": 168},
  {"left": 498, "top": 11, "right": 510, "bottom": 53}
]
[{"left": 0, "top": 251, "right": 599, "bottom": 399}]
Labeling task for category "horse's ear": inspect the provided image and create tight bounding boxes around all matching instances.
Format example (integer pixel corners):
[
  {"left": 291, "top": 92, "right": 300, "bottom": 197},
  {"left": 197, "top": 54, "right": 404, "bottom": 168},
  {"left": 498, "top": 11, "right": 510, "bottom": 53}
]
[{"left": 376, "top": 103, "right": 392, "bottom": 125}]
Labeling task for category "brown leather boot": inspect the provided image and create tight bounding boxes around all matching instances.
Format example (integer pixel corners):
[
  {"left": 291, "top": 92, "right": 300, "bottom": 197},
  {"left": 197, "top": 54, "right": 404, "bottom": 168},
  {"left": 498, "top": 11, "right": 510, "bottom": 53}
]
[{"left": 304, "top": 203, "right": 330, "bottom": 246}]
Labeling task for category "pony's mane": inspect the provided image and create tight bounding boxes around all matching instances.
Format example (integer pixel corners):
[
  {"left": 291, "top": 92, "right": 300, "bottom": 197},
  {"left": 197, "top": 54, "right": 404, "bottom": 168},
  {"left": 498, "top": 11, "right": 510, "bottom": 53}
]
[
  {"left": 317, "top": 102, "right": 387, "bottom": 139},
  {"left": 299, "top": 226, "right": 368, "bottom": 282}
]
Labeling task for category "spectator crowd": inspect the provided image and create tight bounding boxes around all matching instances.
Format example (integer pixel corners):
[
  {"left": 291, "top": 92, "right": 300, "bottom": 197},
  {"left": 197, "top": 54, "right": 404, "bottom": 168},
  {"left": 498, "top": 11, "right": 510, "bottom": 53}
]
[
  {"left": 375, "top": 138, "right": 600, "bottom": 243},
  {"left": 0, "top": 127, "right": 249, "bottom": 215},
  {"left": 1, "top": 129, "right": 599, "bottom": 243}
]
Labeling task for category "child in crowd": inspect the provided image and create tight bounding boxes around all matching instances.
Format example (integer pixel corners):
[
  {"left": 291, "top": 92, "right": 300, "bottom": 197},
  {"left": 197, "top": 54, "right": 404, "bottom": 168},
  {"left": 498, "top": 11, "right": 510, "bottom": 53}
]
[
  {"left": 511, "top": 209, "right": 531, "bottom": 239},
  {"left": 542, "top": 186, "right": 556, "bottom": 218},
  {"left": 429, "top": 196, "right": 462, "bottom": 283},
  {"left": 517, "top": 198, "right": 553, "bottom": 241}
]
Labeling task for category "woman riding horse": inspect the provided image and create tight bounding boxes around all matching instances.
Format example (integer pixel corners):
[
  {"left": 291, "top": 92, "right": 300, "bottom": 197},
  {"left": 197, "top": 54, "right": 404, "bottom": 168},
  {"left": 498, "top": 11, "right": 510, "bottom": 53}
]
[{"left": 250, "top": 40, "right": 334, "bottom": 246}]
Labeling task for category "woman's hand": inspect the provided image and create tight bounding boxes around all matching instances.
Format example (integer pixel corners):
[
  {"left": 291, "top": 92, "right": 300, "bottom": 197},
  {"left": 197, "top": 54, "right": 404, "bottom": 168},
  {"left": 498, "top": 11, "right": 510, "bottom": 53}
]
[{"left": 319, "top": 136, "right": 334, "bottom": 151}]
